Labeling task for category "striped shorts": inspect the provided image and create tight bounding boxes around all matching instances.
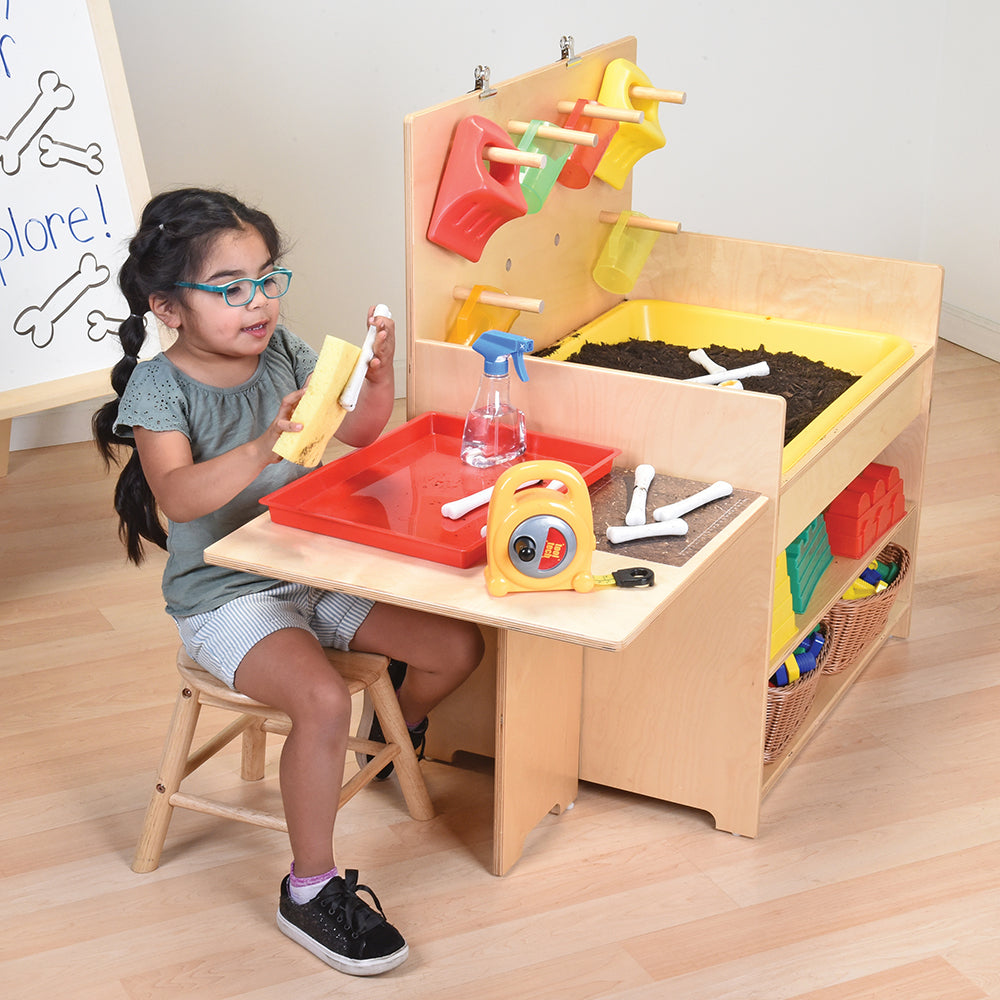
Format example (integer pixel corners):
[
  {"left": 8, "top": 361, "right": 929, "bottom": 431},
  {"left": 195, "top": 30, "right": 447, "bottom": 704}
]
[{"left": 173, "top": 580, "right": 375, "bottom": 690}]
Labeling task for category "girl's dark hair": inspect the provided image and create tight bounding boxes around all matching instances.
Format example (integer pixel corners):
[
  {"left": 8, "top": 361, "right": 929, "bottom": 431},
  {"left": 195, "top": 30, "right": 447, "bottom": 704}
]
[{"left": 92, "top": 188, "right": 284, "bottom": 564}]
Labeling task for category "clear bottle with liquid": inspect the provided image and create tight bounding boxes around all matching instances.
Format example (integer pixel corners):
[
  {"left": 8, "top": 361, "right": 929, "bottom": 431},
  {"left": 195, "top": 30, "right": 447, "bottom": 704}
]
[{"left": 460, "top": 330, "right": 534, "bottom": 468}]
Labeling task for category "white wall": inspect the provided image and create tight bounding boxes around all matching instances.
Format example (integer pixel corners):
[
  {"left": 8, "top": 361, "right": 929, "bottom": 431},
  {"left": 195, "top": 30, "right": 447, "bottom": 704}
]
[
  {"left": 920, "top": 0, "right": 1000, "bottom": 354},
  {"left": 13, "top": 0, "right": 996, "bottom": 449}
]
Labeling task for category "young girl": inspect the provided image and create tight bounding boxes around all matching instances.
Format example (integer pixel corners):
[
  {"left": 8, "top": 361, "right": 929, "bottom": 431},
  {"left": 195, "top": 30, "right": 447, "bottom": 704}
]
[{"left": 93, "top": 188, "right": 484, "bottom": 977}]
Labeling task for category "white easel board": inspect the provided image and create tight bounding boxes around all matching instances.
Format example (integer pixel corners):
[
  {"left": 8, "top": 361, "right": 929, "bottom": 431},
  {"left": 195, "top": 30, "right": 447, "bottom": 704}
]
[{"left": 0, "top": 0, "right": 150, "bottom": 472}]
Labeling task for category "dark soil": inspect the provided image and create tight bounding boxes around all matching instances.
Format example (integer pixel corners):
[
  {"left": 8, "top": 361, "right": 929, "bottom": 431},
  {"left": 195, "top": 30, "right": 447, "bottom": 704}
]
[{"left": 535, "top": 340, "right": 860, "bottom": 445}]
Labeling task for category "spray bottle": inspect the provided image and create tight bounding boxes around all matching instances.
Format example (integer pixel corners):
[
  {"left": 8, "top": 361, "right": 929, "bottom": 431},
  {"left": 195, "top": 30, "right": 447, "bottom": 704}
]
[{"left": 460, "top": 330, "right": 534, "bottom": 468}]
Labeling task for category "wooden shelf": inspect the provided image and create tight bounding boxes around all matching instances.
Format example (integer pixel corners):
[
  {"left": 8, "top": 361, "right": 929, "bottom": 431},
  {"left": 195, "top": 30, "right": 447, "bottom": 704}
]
[
  {"left": 761, "top": 595, "right": 910, "bottom": 797},
  {"left": 770, "top": 508, "right": 915, "bottom": 669},
  {"left": 761, "top": 515, "right": 915, "bottom": 793}
]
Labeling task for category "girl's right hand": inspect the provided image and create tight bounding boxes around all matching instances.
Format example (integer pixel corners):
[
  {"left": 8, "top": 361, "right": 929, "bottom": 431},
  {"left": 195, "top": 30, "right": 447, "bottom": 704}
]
[
  {"left": 135, "top": 385, "right": 310, "bottom": 524},
  {"left": 262, "top": 386, "right": 306, "bottom": 463}
]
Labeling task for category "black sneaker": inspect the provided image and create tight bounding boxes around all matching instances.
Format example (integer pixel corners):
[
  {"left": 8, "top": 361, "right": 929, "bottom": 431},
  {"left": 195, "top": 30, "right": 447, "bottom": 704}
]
[
  {"left": 277, "top": 871, "right": 408, "bottom": 976},
  {"left": 356, "top": 660, "right": 427, "bottom": 780},
  {"left": 365, "top": 713, "right": 427, "bottom": 780}
]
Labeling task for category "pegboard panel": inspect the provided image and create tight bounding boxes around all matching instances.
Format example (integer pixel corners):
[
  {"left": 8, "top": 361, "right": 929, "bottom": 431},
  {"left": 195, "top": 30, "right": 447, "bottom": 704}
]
[{"left": 404, "top": 36, "right": 648, "bottom": 377}]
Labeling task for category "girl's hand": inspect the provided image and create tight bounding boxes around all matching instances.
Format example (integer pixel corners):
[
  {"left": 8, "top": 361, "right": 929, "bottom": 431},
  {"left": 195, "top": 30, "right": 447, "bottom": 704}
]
[
  {"left": 364, "top": 307, "right": 395, "bottom": 387},
  {"left": 261, "top": 386, "right": 306, "bottom": 463},
  {"left": 333, "top": 307, "right": 396, "bottom": 448},
  {"left": 134, "top": 386, "right": 309, "bottom": 524}
]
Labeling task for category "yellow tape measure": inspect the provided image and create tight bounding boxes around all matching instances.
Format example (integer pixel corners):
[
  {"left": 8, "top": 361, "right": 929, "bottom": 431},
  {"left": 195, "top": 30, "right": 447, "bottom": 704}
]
[
  {"left": 593, "top": 568, "right": 655, "bottom": 588},
  {"left": 485, "top": 460, "right": 596, "bottom": 596}
]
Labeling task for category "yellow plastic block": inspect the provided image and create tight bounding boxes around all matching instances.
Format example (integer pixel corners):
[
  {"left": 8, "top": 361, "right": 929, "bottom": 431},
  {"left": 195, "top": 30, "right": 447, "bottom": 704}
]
[
  {"left": 273, "top": 335, "right": 361, "bottom": 467},
  {"left": 771, "top": 555, "right": 798, "bottom": 655}
]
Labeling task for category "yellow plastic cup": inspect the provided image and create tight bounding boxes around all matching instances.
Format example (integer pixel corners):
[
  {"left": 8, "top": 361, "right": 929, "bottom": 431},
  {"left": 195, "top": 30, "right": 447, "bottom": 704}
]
[
  {"left": 446, "top": 285, "right": 520, "bottom": 345},
  {"left": 592, "top": 212, "right": 660, "bottom": 294}
]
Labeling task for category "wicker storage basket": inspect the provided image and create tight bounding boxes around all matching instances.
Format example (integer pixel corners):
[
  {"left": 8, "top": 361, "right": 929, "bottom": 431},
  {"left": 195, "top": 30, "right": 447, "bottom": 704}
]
[
  {"left": 820, "top": 542, "right": 910, "bottom": 675},
  {"left": 763, "top": 627, "right": 830, "bottom": 764}
]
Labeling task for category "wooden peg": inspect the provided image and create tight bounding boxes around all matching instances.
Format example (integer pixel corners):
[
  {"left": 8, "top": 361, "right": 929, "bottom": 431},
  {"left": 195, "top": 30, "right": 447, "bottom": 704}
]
[
  {"left": 506, "top": 120, "right": 599, "bottom": 148},
  {"left": 629, "top": 86, "right": 687, "bottom": 105},
  {"left": 598, "top": 211, "right": 682, "bottom": 234},
  {"left": 555, "top": 100, "right": 645, "bottom": 125},
  {"left": 453, "top": 286, "right": 545, "bottom": 313},
  {"left": 483, "top": 146, "right": 547, "bottom": 170}
]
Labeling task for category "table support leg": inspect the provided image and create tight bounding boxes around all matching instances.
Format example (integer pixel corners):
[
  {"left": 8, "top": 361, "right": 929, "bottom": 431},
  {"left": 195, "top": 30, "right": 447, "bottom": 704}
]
[{"left": 492, "top": 629, "right": 582, "bottom": 875}]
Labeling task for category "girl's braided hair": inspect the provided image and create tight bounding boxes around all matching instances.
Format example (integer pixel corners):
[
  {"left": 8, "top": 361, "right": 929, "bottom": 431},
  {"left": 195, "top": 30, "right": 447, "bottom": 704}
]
[{"left": 92, "top": 188, "right": 284, "bottom": 564}]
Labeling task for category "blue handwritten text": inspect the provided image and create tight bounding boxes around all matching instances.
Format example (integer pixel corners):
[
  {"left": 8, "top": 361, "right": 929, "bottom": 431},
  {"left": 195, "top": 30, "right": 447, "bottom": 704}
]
[{"left": 1, "top": 184, "right": 109, "bottom": 287}]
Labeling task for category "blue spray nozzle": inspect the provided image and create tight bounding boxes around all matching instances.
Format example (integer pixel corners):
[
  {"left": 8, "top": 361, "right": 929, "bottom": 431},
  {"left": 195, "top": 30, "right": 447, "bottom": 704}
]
[{"left": 471, "top": 329, "right": 534, "bottom": 381}]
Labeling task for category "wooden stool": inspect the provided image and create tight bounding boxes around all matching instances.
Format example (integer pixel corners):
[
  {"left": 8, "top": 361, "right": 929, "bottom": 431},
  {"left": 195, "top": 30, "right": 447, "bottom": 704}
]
[{"left": 132, "top": 646, "right": 434, "bottom": 873}]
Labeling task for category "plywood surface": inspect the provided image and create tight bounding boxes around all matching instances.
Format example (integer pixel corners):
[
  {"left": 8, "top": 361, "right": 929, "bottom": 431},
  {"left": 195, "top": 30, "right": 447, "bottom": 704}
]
[
  {"left": 405, "top": 37, "right": 649, "bottom": 361},
  {"left": 632, "top": 231, "right": 944, "bottom": 345},
  {"left": 205, "top": 498, "right": 770, "bottom": 654},
  {"left": 410, "top": 339, "right": 789, "bottom": 500}
]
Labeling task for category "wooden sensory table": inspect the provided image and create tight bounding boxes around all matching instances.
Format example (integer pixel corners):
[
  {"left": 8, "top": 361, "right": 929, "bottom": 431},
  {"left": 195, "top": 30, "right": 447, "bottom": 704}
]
[{"left": 403, "top": 36, "right": 942, "bottom": 845}]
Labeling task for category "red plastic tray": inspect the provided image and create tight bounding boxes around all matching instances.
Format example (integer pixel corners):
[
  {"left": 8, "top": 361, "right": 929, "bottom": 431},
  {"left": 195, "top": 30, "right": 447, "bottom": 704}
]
[{"left": 260, "top": 412, "right": 619, "bottom": 568}]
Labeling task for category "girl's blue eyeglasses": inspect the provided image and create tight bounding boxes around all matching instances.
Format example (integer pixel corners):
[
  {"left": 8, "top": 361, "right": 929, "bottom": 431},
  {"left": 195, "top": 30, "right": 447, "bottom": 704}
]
[{"left": 175, "top": 268, "right": 292, "bottom": 307}]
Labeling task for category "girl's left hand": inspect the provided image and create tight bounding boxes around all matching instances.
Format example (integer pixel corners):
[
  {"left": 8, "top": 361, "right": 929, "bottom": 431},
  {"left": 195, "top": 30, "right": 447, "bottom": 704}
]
[
  {"left": 332, "top": 307, "right": 396, "bottom": 449},
  {"left": 364, "top": 307, "right": 395, "bottom": 386}
]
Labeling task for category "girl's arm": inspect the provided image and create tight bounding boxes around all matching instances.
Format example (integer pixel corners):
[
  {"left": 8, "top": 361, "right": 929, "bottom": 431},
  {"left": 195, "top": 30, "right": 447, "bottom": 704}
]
[
  {"left": 133, "top": 387, "right": 305, "bottom": 524},
  {"left": 334, "top": 310, "right": 396, "bottom": 448}
]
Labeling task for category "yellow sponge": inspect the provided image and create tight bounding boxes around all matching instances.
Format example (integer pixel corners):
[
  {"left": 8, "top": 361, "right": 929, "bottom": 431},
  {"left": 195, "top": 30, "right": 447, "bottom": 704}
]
[{"left": 273, "top": 335, "right": 361, "bottom": 467}]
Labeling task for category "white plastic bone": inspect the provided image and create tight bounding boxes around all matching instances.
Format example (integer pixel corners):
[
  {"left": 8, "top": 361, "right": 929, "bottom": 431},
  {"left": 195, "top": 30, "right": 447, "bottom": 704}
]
[
  {"left": 688, "top": 348, "right": 727, "bottom": 375},
  {"left": 684, "top": 361, "right": 770, "bottom": 385},
  {"left": 625, "top": 463, "right": 655, "bottom": 526},
  {"left": 339, "top": 303, "right": 391, "bottom": 411},
  {"left": 442, "top": 478, "right": 541, "bottom": 519},
  {"left": 606, "top": 519, "right": 688, "bottom": 544},
  {"left": 652, "top": 480, "right": 733, "bottom": 522},
  {"left": 450, "top": 477, "right": 565, "bottom": 522}
]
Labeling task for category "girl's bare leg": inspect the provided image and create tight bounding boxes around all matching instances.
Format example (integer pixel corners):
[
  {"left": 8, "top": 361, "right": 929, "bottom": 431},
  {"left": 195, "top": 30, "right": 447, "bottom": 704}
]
[
  {"left": 351, "top": 605, "right": 484, "bottom": 727},
  {"left": 234, "top": 628, "right": 352, "bottom": 877}
]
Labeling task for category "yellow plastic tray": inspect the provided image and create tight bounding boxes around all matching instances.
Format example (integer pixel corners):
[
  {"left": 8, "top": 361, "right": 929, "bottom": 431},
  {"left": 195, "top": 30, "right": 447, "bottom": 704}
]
[{"left": 542, "top": 300, "right": 914, "bottom": 472}]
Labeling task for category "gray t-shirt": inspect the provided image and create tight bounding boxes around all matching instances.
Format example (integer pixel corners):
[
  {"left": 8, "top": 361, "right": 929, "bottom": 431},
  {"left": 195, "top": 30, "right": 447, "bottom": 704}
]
[{"left": 115, "top": 325, "right": 317, "bottom": 617}]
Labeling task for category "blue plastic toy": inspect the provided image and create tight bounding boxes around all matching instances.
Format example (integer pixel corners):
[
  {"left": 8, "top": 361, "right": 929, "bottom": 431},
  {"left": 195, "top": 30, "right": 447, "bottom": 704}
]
[{"left": 771, "top": 629, "right": 826, "bottom": 686}]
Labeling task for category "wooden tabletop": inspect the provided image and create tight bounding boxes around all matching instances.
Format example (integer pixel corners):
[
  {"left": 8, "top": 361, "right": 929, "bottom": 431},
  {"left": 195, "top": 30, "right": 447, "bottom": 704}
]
[{"left": 205, "top": 495, "right": 769, "bottom": 652}]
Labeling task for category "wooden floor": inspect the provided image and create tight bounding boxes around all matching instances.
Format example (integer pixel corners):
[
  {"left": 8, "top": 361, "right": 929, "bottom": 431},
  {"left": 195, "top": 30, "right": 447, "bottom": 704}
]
[{"left": 1, "top": 339, "right": 998, "bottom": 999}]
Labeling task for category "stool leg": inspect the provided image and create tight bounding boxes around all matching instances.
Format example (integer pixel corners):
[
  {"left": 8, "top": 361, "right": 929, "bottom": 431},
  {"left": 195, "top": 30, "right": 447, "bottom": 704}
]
[
  {"left": 241, "top": 718, "right": 267, "bottom": 781},
  {"left": 369, "top": 673, "right": 435, "bottom": 821},
  {"left": 132, "top": 682, "right": 202, "bottom": 873}
]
